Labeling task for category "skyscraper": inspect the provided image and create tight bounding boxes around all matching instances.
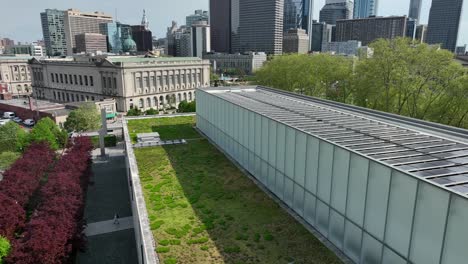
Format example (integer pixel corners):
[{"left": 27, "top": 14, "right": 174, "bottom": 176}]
[
  {"left": 191, "top": 21, "right": 211, "bottom": 58},
  {"left": 283, "top": 0, "right": 313, "bottom": 50},
  {"left": 40, "top": 9, "right": 67, "bottom": 56},
  {"left": 210, "top": 0, "right": 231, "bottom": 53},
  {"left": 408, "top": 0, "right": 422, "bottom": 22},
  {"left": 186, "top": 10, "right": 209, "bottom": 27},
  {"left": 63, "top": 9, "right": 113, "bottom": 55},
  {"left": 353, "top": 0, "right": 378, "bottom": 18},
  {"left": 131, "top": 10, "right": 153, "bottom": 52},
  {"left": 238, "top": 0, "right": 285, "bottom": 54},
  {"left": 320, "top": 0, "right": 353, "bottom": 25},
  {"left": 427, "top": 0, "right": 464, "bottom": 52}
]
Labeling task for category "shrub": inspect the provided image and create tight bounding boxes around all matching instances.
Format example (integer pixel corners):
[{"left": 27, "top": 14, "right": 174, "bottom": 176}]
[
  {"left": 177, "top": 100, "right": 196, "bottom": 113},
  {"left": 0, "top": 236, "right": 10, "bottom": 263},
  {"left": 90, "top": 135, "right": 117, "bottom": 148},
  {"left": 0, "top": 122, "right": 28, "bottom": 153},
  {"left": 145, "top": 108, "right": 158, "bottom": 115},
  {"left": 224, "top": 246, "right": 241, "bottom": 253},
  {"left": 6, "top": 137, "right": 93, "bottom": 264},
  {"left": 164, "top": 257, "right": 177, "bottom": 264},
  {"left": 127, "top": 107, "right": 142, "bottom": 116},
  {"left": 156, "top": 247, "right": 170, "bottom": 253}
]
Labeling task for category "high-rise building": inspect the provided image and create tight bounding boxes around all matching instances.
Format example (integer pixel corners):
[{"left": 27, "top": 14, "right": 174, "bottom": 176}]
[
  {"left": 415, "top": 24, "right": 428, "bottom": 43},
  {"left": 322, "top": 40, "right": 362, "bottom": 56},
  {"left": 186, "top": 10, "right": 209, "bottom": 27},
  {"left": 406, "top": 18, "right": 417, "bottom": 40},
  {"left": 238, "top": 0, "right": 284, "bottom": 54},
  {"left": 100, "top": 22, "right": 123, "bottom": 53},
  {"left": 9, "top": 43, "right": 44, "bottom": 57},
  {"left": 191, "top": 21, "right": 211, "bottom": 58},
  {"left": 166, "top": 21, "right": 179, "bottom": 56},
  {"left": 427, "top": 0, "right": 464, "bottom": 52},
  {"left": 408, "top": 0, "right": 422, "bottom": 22},
  {"left": 353, "top": 0, "right": 378, "bottom": 18},
  {"left": 283, "top": 28, "right": 309, "bottom": 54},
  {"left": 283, "top": 0, "right": 313, "bottom": 51},
  {"left": 131, "top": 10, "right": 153, "bottom": 52},
  {"left": 320, "top": 0, "right": 354, "bottom": 25},
  {"left": 63, "top": 9, "right": 113, "bottom": 55},
  {"left": 0, "top": 38, "right": 15, "bottom": 54},
  {"left": 40, "top": 9, "right": 67, "bottom": 56},
  {"left": 335, "top": 16, "right": 407, "bottom": 46},
  {"left": 75, "top": 33, "right": 108, "bottom": 54},
  {"left": 210, "top": 0, "right": 231, "bottom": 53},
  {"left": 311, "top": 21, "right": 335, "bottom": 52}
]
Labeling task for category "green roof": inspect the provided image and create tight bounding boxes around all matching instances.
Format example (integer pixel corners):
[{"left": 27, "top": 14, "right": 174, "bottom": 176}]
[
  {"left": 0, "top": 56, "right": 33, "bottom": 61},
  {"left": 107, "top": 56, "right": 202, "bottom": 63}
]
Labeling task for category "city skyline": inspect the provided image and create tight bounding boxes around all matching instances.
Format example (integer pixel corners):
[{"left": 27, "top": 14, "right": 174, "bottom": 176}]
[{"left": 0, "top": 0, "right": 466, "bottom": 46}]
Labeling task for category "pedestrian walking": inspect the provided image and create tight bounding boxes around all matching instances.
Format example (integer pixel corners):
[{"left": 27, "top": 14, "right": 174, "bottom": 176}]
[{"left": 113, "top": 213, "right": 120, "bottom": 225}]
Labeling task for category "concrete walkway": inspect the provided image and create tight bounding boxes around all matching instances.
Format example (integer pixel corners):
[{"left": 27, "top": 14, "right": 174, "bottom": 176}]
[
  {"left": 85, "top": 216, "right": 134, "bottom": 237},
  {"left": 76, "top": 145, "right": 138, "bottom": 264}
]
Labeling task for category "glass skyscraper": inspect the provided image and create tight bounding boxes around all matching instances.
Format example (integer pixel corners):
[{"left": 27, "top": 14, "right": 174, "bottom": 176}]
[
  {"left": 283, "top": 0, "right": 313, "bottom": 32},
  {"left": 353, "top": 0, "right": 378, "bottom": 18},
  {"left": 408, "top": 0, "right": 422, "bottom": 22},
  {"left": 40, "top": 9, "right": 67, "bottom": 56},
  {"left": 427, "top": 0, "right": 464, "bottom": 52}
]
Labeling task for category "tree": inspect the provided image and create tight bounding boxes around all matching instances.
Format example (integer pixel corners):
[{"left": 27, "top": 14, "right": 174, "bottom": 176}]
[
  {"left": 178, "top": 100, "right": 196, "bottom": 113},
  {"left": 64, "top": 103, "right": 100, "bottom": 132},
  {"left": 0, "top": 122, "right": 28, "bottom": 153},
  {"left": 0, "top": 236, "right": 10, "bottom": 264},
  {"left": 29, "top": 117, "right": 67, "bottom": 150},
  {"left": 127, "top": 107, "right": 142, "bottom": 116}
]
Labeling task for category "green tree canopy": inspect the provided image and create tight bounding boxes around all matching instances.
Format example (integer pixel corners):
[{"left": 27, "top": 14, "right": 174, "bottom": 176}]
[
  {"left": 0, "top": 236, "right": 10, "bottom": 263},
  {"left": 64, "top": 103, "right": 101, "bottom": 132},
  {"left": 29, "top": 117, "right": 67, "bottom": 150},
  {"left": 0, "top": 122, "right": 28, "bottom": 153},
  {"left": 178, "top": 100, "right": 196, "bottom": 113}
]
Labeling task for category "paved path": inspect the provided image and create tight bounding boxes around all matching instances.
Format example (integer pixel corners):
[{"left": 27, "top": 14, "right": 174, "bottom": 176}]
[{"left": 85, "top": 217, "right": 134, "bottom": 236}]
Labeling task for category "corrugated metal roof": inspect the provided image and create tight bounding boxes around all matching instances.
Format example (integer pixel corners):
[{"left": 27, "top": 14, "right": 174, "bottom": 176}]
[{"left": 204, "top": 86, "right": 468, "bottom": 196}]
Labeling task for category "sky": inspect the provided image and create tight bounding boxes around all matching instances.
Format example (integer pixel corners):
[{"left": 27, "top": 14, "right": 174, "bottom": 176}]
[{"left": 0, "top": 0, "right": 466, "bottom": 46}]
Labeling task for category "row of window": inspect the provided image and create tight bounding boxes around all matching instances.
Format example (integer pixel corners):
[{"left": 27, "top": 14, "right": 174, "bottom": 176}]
[
  {"left": 53, "top": 90, "right": 95, "bottom": 103},
  {"left": 131, "top": 92, "right": 194, "bottom": 109},
  {"left": 50, "top": 73, "right": 94, "bottom": 87},
  {"left": 135, "top": 73, "right": 202, "bottom": 89},
  {"left": 102, "top": 76, "right": 117, "bottom": 89}
]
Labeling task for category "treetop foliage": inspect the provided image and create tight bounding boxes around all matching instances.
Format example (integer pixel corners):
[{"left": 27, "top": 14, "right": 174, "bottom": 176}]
[{"left": 64, "top": 103, "right": 101, "bottom": 133}]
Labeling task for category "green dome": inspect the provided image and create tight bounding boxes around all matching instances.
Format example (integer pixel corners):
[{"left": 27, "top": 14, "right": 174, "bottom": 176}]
[{"left": 122, "top": 37, "right": 137, "bottom": 52}]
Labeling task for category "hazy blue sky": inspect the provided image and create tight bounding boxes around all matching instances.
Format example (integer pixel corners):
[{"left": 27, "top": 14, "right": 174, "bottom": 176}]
[{"left": 0, "top": 0, "right": 466, "bottom": 46}]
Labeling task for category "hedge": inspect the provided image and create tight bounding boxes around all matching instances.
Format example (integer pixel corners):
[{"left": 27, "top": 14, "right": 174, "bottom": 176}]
[{"left": 90, "top": 135, "right": 117, "bottom": 148}]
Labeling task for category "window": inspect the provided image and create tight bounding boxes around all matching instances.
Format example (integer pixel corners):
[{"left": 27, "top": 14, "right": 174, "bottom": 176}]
[
  {"left": 53, "top": 91, "right": 56, "bottom": 100},
  {"left": 90, "top": 76, "right": 94, "bottom": 86},
  {"left": 85, "top": 76, "right": 88, "bottom": 86},
  {"left": 81, "top": 95, "right": 85, "bottom": 101},
  {"left": 57, "top": 92, "right": 61, "bottom": 101},
  {"left": 64, "top": 74, "right": 68, "bottom": 84},
  {"left": 69, "top": 74, "right": 73, "bottom": 84},
  {"left": 151, "top": 76, "right": 155, "bottom": 87},
  {"left": 108, "top": 77, "right": 112, "bottom": 88},
  {"left": 51, "top": 73, "right": 54, "bottom": 82},
  {"left": 139, "top": 98, "right": 144, "bottom": 108},
  {"left": 71, "top": 94, "right": 75, "bottom": 102},
  {"left": 136, "top": 77, "right": 142, "bottom": 89},
  {"left": 102, "top": 76, "right": 107, "bottom": 88},
  {"left": 91, "top": 96, "right": 95, "bottom": 101},
  {"left": 60, "top": 74, "right": 63, "bottom": 83},
  {"left": 74, "top": 75, "right": 77, "bottom": 84},
  {"left": 79, "top": 75, "right": 83, "bottom": 85},
  {"left": 113, "top": 78, "right": 117, "bottom": 89}
]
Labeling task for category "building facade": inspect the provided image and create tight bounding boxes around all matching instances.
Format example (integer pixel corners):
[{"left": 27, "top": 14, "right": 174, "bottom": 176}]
[
  {"left": 63, "top": 9, "right": 113, "bottom": 55},
  {"left": 40, "top": 9, "right": 67, "bottom": 56},
  {"left": 353, "top": 0, "right": 378, "bottom": 18},
  {"left": 100, "top": 22, "right": 123, "bottom": 53},
  {"left": 415, "top": 24, "right": 428, "bottom": 43},
  {"left": 320, "top": 0, "right": 354, "bottom": 25},
  {"left": 0, "top": 38, "right": 15, "bottom": 54},
  {"left": 0, "top": 56, "right": 33, "bottom": 96},
  {"left": 237, "top": 0, "right": 284, "bottom": 54},
  {"left": 203, "top": 52, "right": 267, "bottom": 74},
  {"left": 322, "top": 40, "right": 362, "bottom": 56},
  {"left": 191, "top": 21, "right": 211, "bottom": 58},
  {"left": 131, "top": 25, "right": 153, "bottom": 52},
  {"left": 408, "top": 0, "right": 422, "bottom": 22},
  {"left": 29, "top": 56, "right": 210, "bottom": 112},
  {"left": 186, "top": 10, "right": 209, "bottom": 27},
  {"left": 197, "top": 86, "right": 468, "bottom": 264},
  {"left": 426, "top": 0, "right": 464, "bottom": 52},
  {"left": 336, "top": 16, "right": 407, "bottom": 46},
  {"left": 75, "top": 33, "right": 108, "bottom": 54},
  {"left": 210, "top": 0, "right": 231, "bottom": 53},
  {"left": 283, "top": 28, "right": 309, "bottom": 54},
  {"left": 312, "top": 21, "right": 335, "bottom": 52},
  {"left": 9, "top": 44, "right": 44, "bottom": 57}
]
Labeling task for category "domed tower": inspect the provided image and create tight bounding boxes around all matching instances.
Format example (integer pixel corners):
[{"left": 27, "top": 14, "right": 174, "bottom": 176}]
[{"left": 122, "top": 36, "right": 137, "bottom": 52}]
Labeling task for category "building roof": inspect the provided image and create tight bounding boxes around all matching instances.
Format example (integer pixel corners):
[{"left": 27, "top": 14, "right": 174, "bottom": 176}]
[
  {"left": 201, "top": 86, "right": 468, "bottom": 197},
  {"left": 0, "top": 56, "right": 33, "bottom": 62},
  {"left": 106, "top": 56, "right": 203, "bottom": 63}
]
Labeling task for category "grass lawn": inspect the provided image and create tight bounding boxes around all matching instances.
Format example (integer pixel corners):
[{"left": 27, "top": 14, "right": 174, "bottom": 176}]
[
  {"left": 134, "top": 117, "right": 341, "bottom": 264},
  {"left": 128, "top": 116, "right": 199, "bottom": 143}
]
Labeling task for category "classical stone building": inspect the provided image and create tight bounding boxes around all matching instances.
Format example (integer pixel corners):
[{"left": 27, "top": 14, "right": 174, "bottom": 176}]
[
  {"left": 29, "top": 56, "right": 210, "bottom": 112},
  {"left": 0, "top": 56, "right": 33, "bottom": 96}
]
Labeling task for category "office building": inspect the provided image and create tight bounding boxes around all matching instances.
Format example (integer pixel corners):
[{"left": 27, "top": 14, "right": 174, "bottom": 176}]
[
  {"left": 132, "top": 25, "right": 153, "bottom": 52},
  {"left": 408, "top": 0, "right": 422, "bottom": 22},
  {"left": 322, "top": 40, "right": 362, "bottom": 56},
  {"left": 203, "top": 52, "right": 267, "bottom": 74},
  {"left": 9, "top": 44, "right": 44, "bottom": 57},
  {"left": 166, "top": 21, "right": 179, "bottom": 56},
  {"left": 63, "top": 9, "right": 113, "bottom": 55},
  {"left": 0, "top": 56, "right": 33, "bottom": 96},
  {"left": 456, "top": 45, "right": 467, "bottom": 55},
  {"left": 75, "top": 33, "right": 107, "bottom": 54},
  {"left": 427, "top": 0, "right": 464, "bottom": 52},
  {"left": 197, "top": 85, "right": 468, "bottom": 264},
  {"left": 0, "top": 38, "right": 15, "bottom": 54},
  {"left": 100, "top": 22, "right": 123, "bottom": 54},
  {"left": 175, "top": 28, "right": 192, "bottom": 57},
  {"left": 415, "top": 24, "right": 428, "bottom": 43},
  {"left": 283, "top": 29, "right": 310, "bottom": 54},
  {"left": 191, "top": 21, "right": 211, "bottom": 58},
  {"left": 320, "top": 0, "right": 354, "bottom": 25},
  {"left": 406, "top": 18, "right": 417, "bottom": 40},
  {"left": 30, "top": 55, "right": 210, "bottom": 112},
  {"left": 335, "top": 16, "right": 407, "bottom": 46},
  {"left": 312, "top": 21, "right": 335, "bottom": 52},
  {"left": 40, "top": 9, "right": 67, "bottom": 56},
  {"left": 186, "top": 10, "right": 209, "bottom": 27},
  {"left": 353, "top": 0, "right": 378, "bottom": 18},
  {"left": 210, "top": 0, "right": 231, "bottom": 53},
  {"left": 283, "top": 0, "right": 314, "bottom": 31},
  {"left": 238, "top": 0, "right": 284, "bottom": 54}
]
